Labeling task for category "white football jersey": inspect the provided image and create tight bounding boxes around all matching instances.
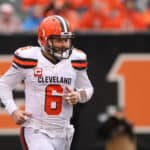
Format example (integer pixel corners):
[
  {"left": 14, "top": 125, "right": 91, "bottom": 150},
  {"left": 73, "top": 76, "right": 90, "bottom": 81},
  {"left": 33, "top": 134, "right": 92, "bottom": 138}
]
[{"left": 0, "top": 46, "right": 93, "bottom": 130}]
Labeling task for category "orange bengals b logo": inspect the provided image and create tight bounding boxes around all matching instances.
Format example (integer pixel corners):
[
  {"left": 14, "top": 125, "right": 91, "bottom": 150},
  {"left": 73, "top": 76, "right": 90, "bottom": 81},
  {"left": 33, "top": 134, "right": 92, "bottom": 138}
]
[{"left": 107, "top": 54, "right": 150, "bottom": 133}]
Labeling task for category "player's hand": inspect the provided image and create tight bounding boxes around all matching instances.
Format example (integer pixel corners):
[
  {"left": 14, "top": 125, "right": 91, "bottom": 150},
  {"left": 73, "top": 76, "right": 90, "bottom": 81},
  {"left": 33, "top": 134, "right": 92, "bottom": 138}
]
[
  {"left": 11, "top": 109, "right": 32, "bottom": 125},
  {"left": 64, "top": 86, "right": 79, "bottom": 105}
]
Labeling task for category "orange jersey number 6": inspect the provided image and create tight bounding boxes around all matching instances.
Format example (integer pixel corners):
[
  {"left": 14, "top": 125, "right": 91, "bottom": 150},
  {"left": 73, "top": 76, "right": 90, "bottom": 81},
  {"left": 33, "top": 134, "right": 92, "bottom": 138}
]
[{"left": 45, "top": 84, "right": 63, "bottom": 115}]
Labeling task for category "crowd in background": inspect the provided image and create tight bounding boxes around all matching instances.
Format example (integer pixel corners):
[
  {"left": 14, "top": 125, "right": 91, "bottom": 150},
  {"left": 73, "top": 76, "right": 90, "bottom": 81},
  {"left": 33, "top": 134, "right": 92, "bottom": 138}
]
[{"left": 1, "top": 0, "right": 150, "bottom": 34}]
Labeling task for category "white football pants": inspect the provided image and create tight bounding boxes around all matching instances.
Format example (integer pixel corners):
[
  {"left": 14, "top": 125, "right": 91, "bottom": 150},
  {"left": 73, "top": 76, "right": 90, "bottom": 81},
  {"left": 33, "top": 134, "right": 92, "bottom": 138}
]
[{"left": 20, "top": 127, "right": 73, "bottom": 150}]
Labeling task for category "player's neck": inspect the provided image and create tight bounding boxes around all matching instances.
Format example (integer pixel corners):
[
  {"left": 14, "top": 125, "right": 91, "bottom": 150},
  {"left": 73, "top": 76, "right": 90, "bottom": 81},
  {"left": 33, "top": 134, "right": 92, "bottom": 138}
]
[{"left": 42, "top": 50, "right": 60, "bottom": 64}]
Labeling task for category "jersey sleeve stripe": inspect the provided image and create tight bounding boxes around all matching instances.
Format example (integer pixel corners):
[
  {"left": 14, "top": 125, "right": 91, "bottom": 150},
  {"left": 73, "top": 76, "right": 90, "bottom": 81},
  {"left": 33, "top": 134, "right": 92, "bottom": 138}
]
[
  {"left": 71, "top": 60, "right": 88, "bottom": 69},
  {"left": 13, "top": 54, "right": 37, "bottom": 68}
]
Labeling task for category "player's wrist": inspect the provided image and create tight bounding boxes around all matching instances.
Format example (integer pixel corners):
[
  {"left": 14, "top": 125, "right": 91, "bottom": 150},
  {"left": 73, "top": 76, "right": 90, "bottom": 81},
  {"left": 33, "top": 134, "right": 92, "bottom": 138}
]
[
  {"left": 75, "top": 91, "right": 81, "bottom": 103},
  {"left": 76, "top": 89, "right": 87, "bottom": 103},
  {"left": 11, "top": 109, "right": 19, "bottom": 116},
  {"left": 6, "top": 102, "right": 18, "bottom": 115}
]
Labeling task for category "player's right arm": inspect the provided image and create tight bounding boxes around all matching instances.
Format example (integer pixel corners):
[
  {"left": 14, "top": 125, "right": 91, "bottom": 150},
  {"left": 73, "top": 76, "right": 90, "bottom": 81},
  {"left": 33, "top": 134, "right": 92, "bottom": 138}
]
[
  {"left": 0, "top": 47, "right": 36, "bottom": 124},
  {"left": 0, "top": 64, "right": 31, "bottom": 124},
  {"left": 0, "top": 65, "right": 24, "bottom": 114}
]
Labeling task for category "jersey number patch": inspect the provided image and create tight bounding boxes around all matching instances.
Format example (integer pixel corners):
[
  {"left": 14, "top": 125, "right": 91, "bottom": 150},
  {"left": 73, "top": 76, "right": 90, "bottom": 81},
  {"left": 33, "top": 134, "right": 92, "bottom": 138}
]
[{"left": 45, "top": 85, "right": 63, "bottom": 115}]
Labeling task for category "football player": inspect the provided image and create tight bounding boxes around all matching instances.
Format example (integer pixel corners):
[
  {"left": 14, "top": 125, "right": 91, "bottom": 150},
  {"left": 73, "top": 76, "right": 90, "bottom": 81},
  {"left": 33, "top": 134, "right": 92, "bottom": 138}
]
[{"left": 0, "top": 15, "right": 94, "bottom": 150}]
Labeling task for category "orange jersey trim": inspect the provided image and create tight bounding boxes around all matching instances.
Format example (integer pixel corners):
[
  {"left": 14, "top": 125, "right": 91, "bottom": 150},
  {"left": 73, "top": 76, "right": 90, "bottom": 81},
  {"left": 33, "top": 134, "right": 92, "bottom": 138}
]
[
  {"left": 13, "top": 54, "right": 37, "bottom": 68},
  {"left": 71, "top": 60, "right": 88, "bottom": 69}
]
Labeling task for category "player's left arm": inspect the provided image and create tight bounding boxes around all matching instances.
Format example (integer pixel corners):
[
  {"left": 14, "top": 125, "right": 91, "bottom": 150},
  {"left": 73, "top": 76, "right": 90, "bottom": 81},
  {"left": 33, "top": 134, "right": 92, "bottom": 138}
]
[
  {"left": 64, "top": 70, "right": 93, "bottom": 105},
  {"left": 66, "top": 49, "right": 94, "bottom": 104},
  {"left": 74, "top": 69, "right": 94, "bottom": 103}
]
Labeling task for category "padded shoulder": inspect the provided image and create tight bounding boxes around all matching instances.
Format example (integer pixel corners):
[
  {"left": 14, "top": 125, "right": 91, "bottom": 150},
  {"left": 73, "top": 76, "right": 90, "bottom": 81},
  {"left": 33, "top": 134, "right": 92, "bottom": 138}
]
[
  {"left": 12, "top": 46, "right": 39, "bottom": 68},
  {"left": 70, "top": 48, "right": 88, "bottom": 70}
]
